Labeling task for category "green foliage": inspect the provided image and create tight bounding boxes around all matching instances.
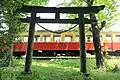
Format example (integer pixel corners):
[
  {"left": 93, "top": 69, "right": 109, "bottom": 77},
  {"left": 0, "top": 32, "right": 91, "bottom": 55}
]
[
  {"left": 2, "top": 0, "right": 49, "bottom": 44},
  {"left": 95, "top": 0, "right": 119, "bottom": 27},
  {"left": 0, "top": 0, "right": 48, "bottom": 66},
  {"left": 0, "top": 0, "right": 27, "bottom": 66},
  {"left": 2, "top": 0, "right": 27, "bottom": 48},
  {"left": 2, "top": 0, "right": 49, "bottom": 43},
  {"left": 58, "top": 0, "right": 119, "bottom": 33},
  {"left": 0, "top": 59, "right": 120, "bottom": 80},
  {"left": 24, "top": 0, "right": 48, "bottom": 6}
]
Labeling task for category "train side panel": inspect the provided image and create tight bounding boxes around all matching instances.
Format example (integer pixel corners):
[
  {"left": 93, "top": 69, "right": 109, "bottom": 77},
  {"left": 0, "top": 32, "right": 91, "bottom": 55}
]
[
  {"left": 13, "top": 42, "right": 120, "bottom": 56},
  {"left": 34, "top": 42, "right": 80, "bottom": 50},
  {"left": 14, "top": 42, "right": 94, "bottom": 51},
  {"left": 13, "top": 42, "right": 94, "bottom": 56}
]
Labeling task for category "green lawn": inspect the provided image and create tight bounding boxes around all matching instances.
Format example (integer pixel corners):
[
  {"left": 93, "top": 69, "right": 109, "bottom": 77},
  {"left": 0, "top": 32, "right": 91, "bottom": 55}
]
[{"left": 0, "top": 58, "right": 120, "bottom": 80}]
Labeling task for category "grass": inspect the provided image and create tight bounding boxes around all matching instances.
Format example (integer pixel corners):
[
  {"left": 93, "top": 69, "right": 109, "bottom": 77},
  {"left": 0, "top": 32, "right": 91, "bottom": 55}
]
[{"left": 0, "top": 58, "right": 120, "bottom": 80}]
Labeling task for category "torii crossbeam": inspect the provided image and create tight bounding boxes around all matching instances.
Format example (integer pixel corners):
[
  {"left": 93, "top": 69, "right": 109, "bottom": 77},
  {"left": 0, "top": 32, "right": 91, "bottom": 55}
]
[{"left": 18, "top": 5, "right": 105, "bottom": 73}]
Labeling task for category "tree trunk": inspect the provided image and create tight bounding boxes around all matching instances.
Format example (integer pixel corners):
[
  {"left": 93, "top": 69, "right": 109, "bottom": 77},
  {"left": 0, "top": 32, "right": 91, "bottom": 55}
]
[
  {"left": 4, "top": 43, "right": 13, "bottom": 67},
  {"left": 87, "top": 0, "right": 104, "bottom": 68},
  {"left": 92, "top": 27, "right": 104, "bottom": 68}
]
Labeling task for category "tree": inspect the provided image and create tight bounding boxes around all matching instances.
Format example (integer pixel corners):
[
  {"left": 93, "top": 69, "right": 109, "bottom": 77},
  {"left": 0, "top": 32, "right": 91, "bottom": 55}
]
[
  {"left": 59, "top": 0, "right": 119, "bottom": 68},
  {"left": 1, "top": 0, "right": 28, "bottom": 66},
  {"left": 1, "top": 0, "right": 48, "bottom": 67},
  {"left": 83, "top": 0, "right": 118, "bottom": 68},
  {"left": 86, "top": 0, "right": 105, "bottom": 68}
]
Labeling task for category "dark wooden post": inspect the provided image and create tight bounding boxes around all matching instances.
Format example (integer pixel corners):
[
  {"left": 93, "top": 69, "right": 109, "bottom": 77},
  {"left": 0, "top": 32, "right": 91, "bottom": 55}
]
[
  {"left": 24, "top": 11, "right": 36, "bottom": 73},
  {"left": 79, "top": 13, "right": 86, "bottom": 73}
]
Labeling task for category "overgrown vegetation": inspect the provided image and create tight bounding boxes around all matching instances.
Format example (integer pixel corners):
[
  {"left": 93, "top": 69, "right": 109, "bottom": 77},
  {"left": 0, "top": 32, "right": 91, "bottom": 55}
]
[
  {"left": 0, "top": 0, "right": 48, "bottom": 67},
  {"left": 0, "top": 59, "right": 120, "bottom": 80},
  {"left": 58, "top": 0, "right": 120, "bottom": 69}
]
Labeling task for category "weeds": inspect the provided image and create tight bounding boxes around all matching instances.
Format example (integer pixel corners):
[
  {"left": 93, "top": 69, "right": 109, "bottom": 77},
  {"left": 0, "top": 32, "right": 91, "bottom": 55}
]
[{"left": 0, "top": 58, "right": 120, "bottom": 80}]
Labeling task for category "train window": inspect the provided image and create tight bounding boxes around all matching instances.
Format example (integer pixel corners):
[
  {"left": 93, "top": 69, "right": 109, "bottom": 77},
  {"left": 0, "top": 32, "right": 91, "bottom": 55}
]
[
  {"left": 86, "top": 35, "right": 92, "bottom": 42},
  {"left": 105, "top": 34, "right": 111, "bottom": 41},
  {"left": 34, "top": 35, "right": 40, "bottom": 42},
  {"left": 15, "top": 37, "right": 20, "bottom": 41},
  {"left": 54, "top": 35, "right": 61, "bottom": 42},
  {"left": 75, "top": 35, "right": 79, "bottom": 41},
  {"left": 43, "top": 35, "right": 50, "bottom": 42},
  {"left": 65, "top": 35, "right": 72, "bottom": 42},
  {"left": 87, "top": 36, "right": 91, "bottom": 42},
  {"left": 23, "top": 36, "right": 28, "bottom": 42},
  {"left": 106, "top": 34, "right": 111, "bottom": 37},
  {"left": 116, "top": 35, "right": 120, "bottom": 41}
]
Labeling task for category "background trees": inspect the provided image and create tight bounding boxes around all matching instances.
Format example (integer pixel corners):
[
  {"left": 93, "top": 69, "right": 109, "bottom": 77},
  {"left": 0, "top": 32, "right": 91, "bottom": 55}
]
[
  {"left": 0, "top": 0, "right": 48, "bottom": 66},
  {"left": 59, "top": 0, "right": 119, "bottom": 68}
]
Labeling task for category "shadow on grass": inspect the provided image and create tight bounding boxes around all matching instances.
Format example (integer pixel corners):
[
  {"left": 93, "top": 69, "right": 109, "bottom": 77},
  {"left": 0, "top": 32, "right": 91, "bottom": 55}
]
[
  {"left": 2, "top": 59, "right": 120, "bottom": 80},
  {"left": 18, "top": 76, "right": 32, "bottom": 80},
  {"left": 6, "top": 62, "right": 84, "bottom": 80},
  {"left": 32, "top": 65, "right": 83, "bottom": 80}
]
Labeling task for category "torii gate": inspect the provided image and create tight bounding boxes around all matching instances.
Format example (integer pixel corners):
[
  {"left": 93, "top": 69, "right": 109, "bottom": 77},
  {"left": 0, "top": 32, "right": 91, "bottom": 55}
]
[{"left": 19, "top": 5, "right": 105, "bottom": 73}]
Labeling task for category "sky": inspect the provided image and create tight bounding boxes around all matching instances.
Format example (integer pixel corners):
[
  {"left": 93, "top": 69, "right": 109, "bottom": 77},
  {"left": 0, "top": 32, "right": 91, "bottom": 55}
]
[
  {"left": 109, "top": 0, "right": 120, "bottom": 32},
  {"left": 35, "top": 0, "right": 60, "bottom": 31},
  {"left": 35, "top": 0, "right": 74, "bottom": 31}
]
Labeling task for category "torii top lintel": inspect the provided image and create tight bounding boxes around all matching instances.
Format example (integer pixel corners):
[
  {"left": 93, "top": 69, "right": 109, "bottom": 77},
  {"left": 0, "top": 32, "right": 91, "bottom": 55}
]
[{"left": 18, "top": 5, "right": 105, "bottom": 14}]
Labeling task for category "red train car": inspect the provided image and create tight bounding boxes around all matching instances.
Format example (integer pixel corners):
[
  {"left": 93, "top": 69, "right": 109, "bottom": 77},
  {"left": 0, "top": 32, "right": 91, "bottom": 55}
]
[
  {"left": 103, "top": 42, "right": 120, "bottom": 56},
  {"left": 2, "top": 31, "right": 120, "bottom": 56},
  {"left": 13, "top": 42, "right": 120, "bottom": 57},
  {"left": 13, "top": 42, "right": 94, "bottom": 57}
]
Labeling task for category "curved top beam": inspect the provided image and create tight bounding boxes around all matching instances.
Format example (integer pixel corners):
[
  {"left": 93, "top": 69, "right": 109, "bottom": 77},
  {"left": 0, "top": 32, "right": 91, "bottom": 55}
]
[{"left": 17, "top": 5, "right": 105, "bottom": 14}]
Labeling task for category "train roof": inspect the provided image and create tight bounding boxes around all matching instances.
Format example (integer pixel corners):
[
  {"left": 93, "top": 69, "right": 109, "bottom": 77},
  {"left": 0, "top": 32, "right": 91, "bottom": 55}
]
[{"left": 36, "top": 30, "right": 120, "bottom": 33}]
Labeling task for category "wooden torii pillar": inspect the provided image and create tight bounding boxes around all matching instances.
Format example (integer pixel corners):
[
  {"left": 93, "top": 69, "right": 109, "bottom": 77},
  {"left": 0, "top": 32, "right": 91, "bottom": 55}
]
[{"left": 18, "top": 5, "right": 105, "bottom": 73}]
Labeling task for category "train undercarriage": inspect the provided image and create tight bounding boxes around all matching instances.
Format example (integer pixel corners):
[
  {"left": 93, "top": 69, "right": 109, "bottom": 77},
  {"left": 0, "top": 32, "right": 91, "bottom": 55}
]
[
  {"left": 13, "top": 50, "right": 120, "bottom": 58},
  {"left": 13, "top": 50, "right": 80, "bottom": 57}
]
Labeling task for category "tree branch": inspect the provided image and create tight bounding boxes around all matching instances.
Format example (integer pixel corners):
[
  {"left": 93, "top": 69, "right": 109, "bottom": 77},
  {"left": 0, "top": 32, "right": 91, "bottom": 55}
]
[{"left": 100, "top": 20, "right": 106, "bottom": 30}]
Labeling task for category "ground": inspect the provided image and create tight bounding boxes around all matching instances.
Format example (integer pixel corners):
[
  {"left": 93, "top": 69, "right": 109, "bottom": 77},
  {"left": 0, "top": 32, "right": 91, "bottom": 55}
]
[{"left": 0, "top": 58, "right": 120, "bottom": 80}]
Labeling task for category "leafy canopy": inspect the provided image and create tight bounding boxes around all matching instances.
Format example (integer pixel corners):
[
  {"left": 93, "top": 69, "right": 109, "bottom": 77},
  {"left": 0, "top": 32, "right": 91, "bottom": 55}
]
[
  {"left": 1, "top": 0, "right": 48, "bottom": 44},
  {"left": 58, "top": 0, "right": 119, "bottom": 32},
  {"left": 0, "top": 0, "right": 48, "bottom": 54}
]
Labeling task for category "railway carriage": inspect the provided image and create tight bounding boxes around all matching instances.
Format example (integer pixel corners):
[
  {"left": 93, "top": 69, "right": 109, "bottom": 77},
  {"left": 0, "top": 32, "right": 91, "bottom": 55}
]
[{"left": 12, "top": 30, "right": 120, "bottom": 57}]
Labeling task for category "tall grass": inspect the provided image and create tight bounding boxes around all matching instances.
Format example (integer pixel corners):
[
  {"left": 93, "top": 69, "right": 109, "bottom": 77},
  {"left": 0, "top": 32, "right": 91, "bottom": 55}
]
[{"left": 0, "top": 58, "right": 120, "bottom": 80}]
